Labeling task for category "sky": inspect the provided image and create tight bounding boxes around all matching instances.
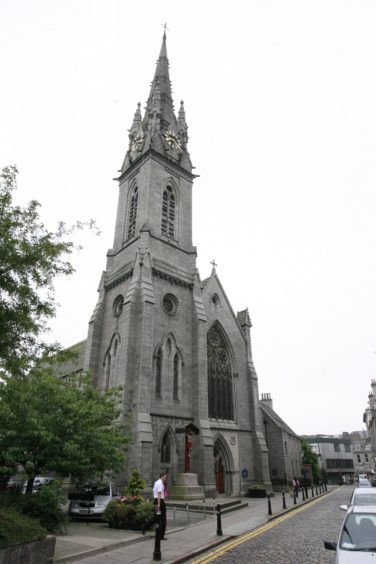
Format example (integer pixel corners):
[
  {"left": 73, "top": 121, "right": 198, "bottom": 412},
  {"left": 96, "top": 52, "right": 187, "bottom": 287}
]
[{"left": 1, "top": 0, "right": 376, "bottom": 436}]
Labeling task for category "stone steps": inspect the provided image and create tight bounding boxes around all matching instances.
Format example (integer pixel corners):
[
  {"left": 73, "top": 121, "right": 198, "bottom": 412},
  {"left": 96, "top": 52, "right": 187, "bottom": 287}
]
[{"left": 165, "top": 498, "right": 249, "bottom": 515}]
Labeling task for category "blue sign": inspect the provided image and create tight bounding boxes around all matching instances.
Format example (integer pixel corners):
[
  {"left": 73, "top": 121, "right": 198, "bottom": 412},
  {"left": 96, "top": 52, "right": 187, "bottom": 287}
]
[{"left": 242, "top": 468, "right": 248, "bottom": 479}]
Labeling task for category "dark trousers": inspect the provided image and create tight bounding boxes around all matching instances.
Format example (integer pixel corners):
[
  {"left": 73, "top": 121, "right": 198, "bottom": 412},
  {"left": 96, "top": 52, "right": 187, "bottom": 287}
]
[
  {"left": 153, "top": 498, "right": 166, "bottom": 538},
  {"left": 144, "top": 498, "right": 167, "bottom": 537}
]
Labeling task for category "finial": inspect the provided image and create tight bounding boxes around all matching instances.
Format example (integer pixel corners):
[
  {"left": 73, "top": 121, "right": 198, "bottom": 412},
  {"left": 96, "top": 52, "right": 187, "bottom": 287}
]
[
  {"left": 161, "top": 22, "right": 169, "bottom": 38},
  {"left": 210, "top": 259, "right": 217, "bottom": 274}
]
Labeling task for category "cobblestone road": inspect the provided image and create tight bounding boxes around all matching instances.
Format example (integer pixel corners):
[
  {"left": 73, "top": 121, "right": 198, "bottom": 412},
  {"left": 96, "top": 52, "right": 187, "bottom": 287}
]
[{"left": 194, "top": 486, "right": 352, "bottom": 564}]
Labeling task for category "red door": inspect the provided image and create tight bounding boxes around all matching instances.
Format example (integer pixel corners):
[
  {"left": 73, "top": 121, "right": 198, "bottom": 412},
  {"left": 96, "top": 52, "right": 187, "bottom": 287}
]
[{"left": 216, "top": 457, "right": 224, "bottom": 493}]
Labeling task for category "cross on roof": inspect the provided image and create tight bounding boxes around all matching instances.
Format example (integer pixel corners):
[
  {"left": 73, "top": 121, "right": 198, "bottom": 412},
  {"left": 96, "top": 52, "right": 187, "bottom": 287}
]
[{"left": 210, "top": 259, "right": 217, "bottom": 271}]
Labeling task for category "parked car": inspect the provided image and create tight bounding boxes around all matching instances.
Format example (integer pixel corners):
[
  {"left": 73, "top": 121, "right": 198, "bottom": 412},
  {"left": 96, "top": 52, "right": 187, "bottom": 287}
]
[
  {"left": 341, "top": 487, "right": 376, "bottom": 511},
  {"left": 68, "top": 483, "right": 119, "bottom": 519},
  {"left": 358, "top": 478, "right": 372, "bottom": 488},
  {"left": 21, "top": 476, "right": 55, "bottom": 493},
  {"left": 325, "top": 505, "right": 376, "bottom": 562}
]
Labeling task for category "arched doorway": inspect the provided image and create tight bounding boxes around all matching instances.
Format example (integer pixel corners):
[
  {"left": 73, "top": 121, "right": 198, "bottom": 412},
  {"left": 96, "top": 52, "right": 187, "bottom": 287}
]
[{"left": 214, "top": 436, "right": 234, "bottom": 495}]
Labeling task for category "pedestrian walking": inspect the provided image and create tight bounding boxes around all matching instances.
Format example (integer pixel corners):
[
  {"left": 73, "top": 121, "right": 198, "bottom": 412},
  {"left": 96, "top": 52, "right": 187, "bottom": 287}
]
[
  {"left": 293, "top": 477, "right": 300, "bottom": 498},
  {"left": 142, "top": 472, "right": 168, "bottom": 539}
]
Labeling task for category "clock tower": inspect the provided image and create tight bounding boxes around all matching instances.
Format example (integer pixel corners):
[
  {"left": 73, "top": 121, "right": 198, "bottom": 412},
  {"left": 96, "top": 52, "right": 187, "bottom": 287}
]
[{"left": 83, "top": 32, "right": 271, "bottom": 495}]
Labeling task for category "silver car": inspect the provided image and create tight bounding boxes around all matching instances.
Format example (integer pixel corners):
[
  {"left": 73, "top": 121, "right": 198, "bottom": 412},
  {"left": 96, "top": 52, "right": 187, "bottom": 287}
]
[
  {"left": 68, "top": 483, "right": 119, "bottom": 519},
  {"left": 325, "top": 505, "right": 376, "bottom": 562}
]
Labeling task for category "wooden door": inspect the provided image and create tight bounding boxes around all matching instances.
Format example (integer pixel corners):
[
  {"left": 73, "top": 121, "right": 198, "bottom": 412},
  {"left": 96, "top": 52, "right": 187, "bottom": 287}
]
[{"left": 216, "top": 457, "right": 224, "bottom": 493}]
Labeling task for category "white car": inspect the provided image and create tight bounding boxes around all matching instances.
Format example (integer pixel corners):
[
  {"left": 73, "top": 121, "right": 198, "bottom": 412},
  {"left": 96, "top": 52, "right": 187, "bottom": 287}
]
[
  {"left": 325, "top": 505, "right": 376, "bottom": 562},
  {"left": 359, "top": 478, "right": 372, "bottom": 488},
  {"left": 340, "top": 487, "right": 376, "bottom": 511},
  {"left": 21, "top": 476, "right": 54, "bottom": 493}
]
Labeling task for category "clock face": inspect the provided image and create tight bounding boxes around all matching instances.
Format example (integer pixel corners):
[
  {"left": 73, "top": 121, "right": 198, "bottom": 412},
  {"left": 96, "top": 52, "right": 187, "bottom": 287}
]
[
  {"left": 130, "top": 133, "right": 144, "bottom": 152},
  {"left": 164, "top": 130, "right": 182, "bottom": 150}
]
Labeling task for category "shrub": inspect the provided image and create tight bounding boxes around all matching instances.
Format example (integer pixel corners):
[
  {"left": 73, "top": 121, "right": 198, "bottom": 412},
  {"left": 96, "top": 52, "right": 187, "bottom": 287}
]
[
  {"left": 248, "top": 484, "right": 266, "bottom": 490},
  {"left": 16, "top": 481, "right": 68, "bottom": 533},
  {"left": 0, "top": 507, "right": 47, "bottom": 548},
  {"left": 125, "top": 469, "right": 146, "bottom": 497},
  {"left": 103, "top": 499, "right": 154, "bottom": 530}
]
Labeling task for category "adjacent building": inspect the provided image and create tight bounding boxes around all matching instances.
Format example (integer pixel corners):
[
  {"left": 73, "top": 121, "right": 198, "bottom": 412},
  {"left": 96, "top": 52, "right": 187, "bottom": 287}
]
[
  {"left": 305, "top": 435, "right": 355, "bottom": 484},
  {"left": 260, "top": 394, "right": 301, "bottom": 488}
]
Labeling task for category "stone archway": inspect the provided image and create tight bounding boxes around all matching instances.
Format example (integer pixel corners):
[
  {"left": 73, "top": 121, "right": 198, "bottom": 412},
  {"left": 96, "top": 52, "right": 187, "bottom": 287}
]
[{"left": 214, "top": 436, "right": 234, "bottom": 495}]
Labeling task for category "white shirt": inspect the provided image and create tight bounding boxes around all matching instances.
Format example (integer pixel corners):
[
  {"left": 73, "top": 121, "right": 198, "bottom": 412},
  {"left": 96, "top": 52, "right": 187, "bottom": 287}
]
[{"left": 153, "top": 478, "right": 165, "bottom": 499}]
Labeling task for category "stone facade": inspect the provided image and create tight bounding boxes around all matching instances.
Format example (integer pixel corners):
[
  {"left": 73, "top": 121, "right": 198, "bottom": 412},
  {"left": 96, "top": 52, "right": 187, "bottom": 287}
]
[
  {"left": 364, "top": 380, "right": 376, "bottom": 474},
  {"left": 259, "top": 394, "right": 301, "bottom": 487},
  {"left": 74, "top": 33, "right": 271, "bottom": 497}
]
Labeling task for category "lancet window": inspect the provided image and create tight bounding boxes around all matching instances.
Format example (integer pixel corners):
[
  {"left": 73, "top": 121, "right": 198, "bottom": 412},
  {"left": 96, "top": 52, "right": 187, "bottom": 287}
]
[
  {"left": 161, "top": 430, "right": 172, "bottom": 464},
  {"left": 161, "top": 186, "right": 175, "bottom": 238},
  {"left": 207, "top": 325, "right": 234, "bottom": 420},
  {"left": 155, "top": 348, "right": 162, "bottom": 398},
  {"left": 127, "top": 186, "right": 138, "bottom": 239},
  {"left": 154, "top": 334, "right": 182, "bottom": 400}
]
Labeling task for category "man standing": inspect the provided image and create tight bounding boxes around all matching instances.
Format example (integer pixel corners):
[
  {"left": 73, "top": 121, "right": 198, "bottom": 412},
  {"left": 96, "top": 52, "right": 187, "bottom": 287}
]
[{"left": 153, "top": 472, "right": 168, "bottom": 540}]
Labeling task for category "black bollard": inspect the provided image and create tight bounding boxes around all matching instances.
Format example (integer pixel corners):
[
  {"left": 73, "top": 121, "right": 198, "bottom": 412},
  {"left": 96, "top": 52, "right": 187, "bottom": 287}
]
[
  {"left": 267, "top": 494, "right": 272, "bottom": 516},
  {"left": 293, "top": 491, "right": 297, "bottom": 505},
  {"left": 315, "top": 484, "right": 318, "bottom": 495},
  {"left": 311, "top": 485, "right": 315, "bottom": 497},
  {"left": 302, "top": 487, "right": 305, "bottom": 501},
  {"left": 305, "top": 485, "right": 308, "bottom": 498},
  {"left": 153, "top": 511, "right": 161, "bottom": 561},
  {"left": 282, "top": 490, "right": 287, "bottom": 509},
  {"left": 216, "top": 503, "right": 223, "bottom": 536},
  {"left": 325, "top": 482, "right": 327, "bottom": 492}
]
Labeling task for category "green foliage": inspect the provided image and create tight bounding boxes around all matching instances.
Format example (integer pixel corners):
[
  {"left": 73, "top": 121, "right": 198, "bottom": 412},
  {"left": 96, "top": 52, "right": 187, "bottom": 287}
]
[
  {"left": 0, "top": 165, "right": 98, "bottom": 377},
  {"left": 125, "top": 469, "right": 146, "bottom": 497},
  {"left": 300, "top": 437, "right": 321, "bottom": 481},
  {"left": 103, "top": 499, "right": 154, "bottom": 530},
  {"left": 0, "top": 368, "right": 129, "bottom": 488},
  {"left": 15, "top": 481, "right": 67, "bottom": 533},
  {"left": 0, "top": 506, "right": 47, "bottom": 548},
  {"left": 248, "top": 484, "right": 266, "bottom": 490}
]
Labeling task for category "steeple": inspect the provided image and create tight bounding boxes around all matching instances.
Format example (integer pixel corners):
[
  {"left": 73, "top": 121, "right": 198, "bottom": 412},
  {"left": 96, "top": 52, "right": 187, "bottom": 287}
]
[{"left": 120, "top": 32, "right": 192, "bottom": 175}]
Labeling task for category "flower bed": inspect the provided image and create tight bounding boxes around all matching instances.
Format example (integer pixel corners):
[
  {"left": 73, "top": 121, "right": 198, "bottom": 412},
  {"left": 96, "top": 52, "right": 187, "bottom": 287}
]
[{"left": 248, "top": 485, "right": 266, "bottom": 498}]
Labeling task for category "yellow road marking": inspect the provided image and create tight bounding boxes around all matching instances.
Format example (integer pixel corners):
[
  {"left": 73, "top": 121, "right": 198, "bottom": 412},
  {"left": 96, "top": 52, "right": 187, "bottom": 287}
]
[{"left": 193, "top": 491, "right": 335, "bottom": 563}]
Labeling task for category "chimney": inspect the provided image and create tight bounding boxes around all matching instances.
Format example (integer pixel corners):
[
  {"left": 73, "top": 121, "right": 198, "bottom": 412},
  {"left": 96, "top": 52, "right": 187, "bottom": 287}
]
[{"left": 260, "top": 393, "right": 274, "bottom": 411}]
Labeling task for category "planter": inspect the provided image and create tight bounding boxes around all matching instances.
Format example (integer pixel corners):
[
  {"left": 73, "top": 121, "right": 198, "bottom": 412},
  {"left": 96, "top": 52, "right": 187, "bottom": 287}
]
[
  {"left": 0, "top": 536, "right": 56, "bottom": 564},
  {"left": 248, "top": 488, "right": 266, "bottom": 498}
]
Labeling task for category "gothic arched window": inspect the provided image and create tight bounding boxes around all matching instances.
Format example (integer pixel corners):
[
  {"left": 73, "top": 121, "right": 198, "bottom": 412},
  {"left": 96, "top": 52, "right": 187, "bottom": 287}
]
[
  {"left": 173, "top": 353, "right": 179, "bottom": 400},
  {"left": 161, "top": 186, "right": 175, "bottom": 238},
  {"left": 155, "top": 348, "right": 162, "bottom": 398},
  {"left": 127, "top": 186, "right": 138, "bottom": 239},
  {"left": 161, "top": 430, "right": 171, "bottom": 464},
  {"left": 104, "top": 352, "right": 111, "bottom": 391},
  {"left": 207, "top": 325, "right": 234, "bottom": 420}
]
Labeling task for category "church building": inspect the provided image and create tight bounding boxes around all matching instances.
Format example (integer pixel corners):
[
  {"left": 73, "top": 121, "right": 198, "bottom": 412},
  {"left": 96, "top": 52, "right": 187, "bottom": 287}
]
[{"left": 79, "top": 32, "right": 271, "bottom": 497}]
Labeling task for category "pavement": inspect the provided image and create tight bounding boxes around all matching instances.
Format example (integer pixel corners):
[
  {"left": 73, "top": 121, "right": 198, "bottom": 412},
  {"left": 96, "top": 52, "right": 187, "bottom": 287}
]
[{"left": 53, "top": 487, "right": 333, "bottom": 563}]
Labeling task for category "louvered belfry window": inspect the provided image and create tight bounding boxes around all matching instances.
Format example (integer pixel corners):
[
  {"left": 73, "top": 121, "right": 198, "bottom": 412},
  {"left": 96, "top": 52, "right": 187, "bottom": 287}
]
[
  {"left": 127, "top": 186, "right": 138, "bottom": 239},
  {"left": 161, "top": 186, "right": 175, "bottom": 238},
  {"left": 207, "top": 325, "right": 234, "bottom": 420}
]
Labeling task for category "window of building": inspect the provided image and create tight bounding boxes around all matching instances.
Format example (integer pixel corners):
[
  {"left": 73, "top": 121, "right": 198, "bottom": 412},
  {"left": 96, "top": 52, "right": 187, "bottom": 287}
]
[
  {"left": 365, "top": 454, "right": 369, "bottom": 462},
  {"left": 161, "top": 186, "right": 175, "bottom": 238},
  {"left": 127, "top": 186, "right": 138, "bottom": 239},
  {"left": 161, "top": 431, "right": 171, "bottom": 464},
  {"left": 207, "top": 325, "right": 234, "bottom": 420},
  {"left": 357, "top": 454, "right": 361, "bottom": 463},
  {"left": 155, "top": 349, "right": 162, "bottom": 398},
  {"left": 345, "top": 443, "right": 351, "bottom": 452},
  {"left": 334, "top": 443, "right": 340, "bottom": 452}
]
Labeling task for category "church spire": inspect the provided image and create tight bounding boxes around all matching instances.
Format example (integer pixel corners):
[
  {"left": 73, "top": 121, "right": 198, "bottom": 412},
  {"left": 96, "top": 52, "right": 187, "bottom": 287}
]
[{"left": 120, "top": 31, "right": 192, "bottom": 175}]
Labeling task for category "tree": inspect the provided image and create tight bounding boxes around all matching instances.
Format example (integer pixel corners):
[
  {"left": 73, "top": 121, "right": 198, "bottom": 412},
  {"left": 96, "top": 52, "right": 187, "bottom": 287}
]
[
  {"left": 0, "top": 367, "right": 128, "bottom": 492},
  {"left": 0, "top": 165, "right": 97, "bottom": 376},
  {"left": 301, "top": 437, "right": 321, "bottom": 482}
]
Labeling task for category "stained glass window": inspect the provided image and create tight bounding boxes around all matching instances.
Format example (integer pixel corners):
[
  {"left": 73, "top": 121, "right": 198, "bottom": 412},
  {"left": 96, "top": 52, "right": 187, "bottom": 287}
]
[{"left": 207, "top": 325, "right": 234, "bottom": 420}]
